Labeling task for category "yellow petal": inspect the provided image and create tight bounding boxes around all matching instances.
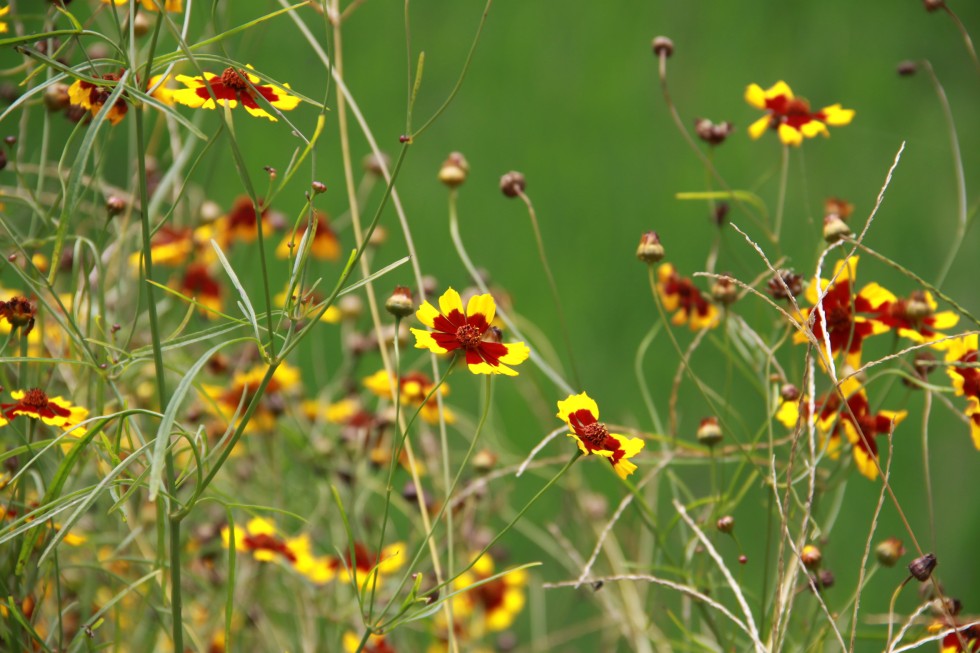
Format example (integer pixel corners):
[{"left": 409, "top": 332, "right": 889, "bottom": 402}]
[
  {"left": 748, "top": 115, "right": 771, "bottom": 140},
  {"left": 767, "top": 81, "right": 794, "bottom": 100},
  {"left": 556, "top": 392, "right": 599, "bottom": 423},
  {"left": 858, "top": 282, "right": 897, "bottom": 309},
  {"left": 468, "top": 360, "right": 518, "bottom": 376},
  {"left": 438, "top": 287, "right": 463, "bottom": 317},
  {"left": 612, "top": 457, "right": 638, "bottom": 478},
  {"left": 363, "top": 369, "right": 394, "bottom": 399},
  {"left": 778, "top": 123, "right": 803, "bottom": 147},
  {"left": 415, "top": 300, "right": 441, "bottom": 328},
  {"left": 610, "top": 432, "right": 645, "bottom": 458},
  {"left": 776, "top": 400, "right": 800, "bottom": 429},
  {"left": 466, "top": 293, "right": 496, "bottom": 325},
  {"left": 931, "top": 310, "right": 959, "bottom": 330},
  {"left": 744, "top": 83, "right": 767, "bottom": 109},
  {"left": 799, "top": 120, "right": 829, "bottom": 139},
  {"left": 498, "top": 341, "right": 530, "bottom": 366},
  {"left": 411, "top": 328, "right": 448, "bottom": 354},
  {"left": 821, "top": 104, "right": 855, "bottom": 126}
]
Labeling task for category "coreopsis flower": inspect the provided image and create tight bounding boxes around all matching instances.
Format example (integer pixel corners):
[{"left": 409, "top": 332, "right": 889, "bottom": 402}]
[
  {"left": 328, "top": 541, "right": 405, "bottom": 589},
  {"left": 102, "top": 0, "right": 183, "bottom": 10},
  {"left": 868, "top": 289, "right": 959, "bottom": 347},
  {"left": 363, "top": 369, "right": 455, "bottom": 425},
  {"left": 202, "top": 363, "right": 301, "bottom": 433},
  {"left": 411, "top": 288, "right": 529, "bottom": 376},
  {"left": 129, "top": 225, "right": 196, "bottom": 267},
  {"left": 177, "top": 263, "right": 223, "bottom": 315},
  {"left": 0, "top": 388, "right": 88, "bottom": 435},
  {"left": 275, "top": 286, "right": 342, "bottom": 324},
  {"left": 146, "top": 74, "right": 176, "bottom": 106},
  {"left": 67, "top": 73, "right": 128, "bottom": 125},
  {"left": 212, "top": 196, "right": 275, "bottom": 247},
  {"left": 938, "top": 624, "right": 979, "bottom": 653},
  {"left": 0, "top": 6, "right": 9, "bottom": 34},
  {"left": 557, "top": 392, "right": 644, "bottom": 479},
  {"left": 343, "top": 632, "right": 396, "bottom": 653},
  {"left": 945, "top": 334, "right": 980, "bottom": 448},
  {"left": 222, "top": 517, "right": 300, "bottom": 565},
  {"left": 775, "top": 378, "right": 906, "bottom": 479},
  {"left": 0, "top": 295, "right": 36, "bottom": 336},
  {"left": 745, "top": 81, "right": 854, "bottom": 146},
  {"left": 793, "top": 258, "right": 893, "bottom": 367},
  {"left": 171, "top": 65, "right": 300, "bottom": 122},
  {"left": 453, "top": 552, "right": 527, "bottom": 633},
  {"left": 276, "top": 212, "right": 340, "bottom": 261},
  {"left": 656, "top": 263, "right": 719, "bottom": 330}
]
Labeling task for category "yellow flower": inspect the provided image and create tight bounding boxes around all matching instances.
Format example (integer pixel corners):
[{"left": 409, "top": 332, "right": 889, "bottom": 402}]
[
  {"left": 556, "top": 392, "right": 644, "bottom": 479},
  {"left": 453, "top": 553, "right": 527, "bottom": 633},
  {"left": 656, "top": 263, "right": 719, "bottom": 330},
  {"left": 746, "top": 81, "right": 854, "bottom": 146},
  {"left": 102, "top": 0, "right": 183, "bottom": 12},
  {"left": 363, "top": 369, "right": 454, "bottom": 425},
  {"left": 171, "top": 65, "right": 300, "bottom": 122}
]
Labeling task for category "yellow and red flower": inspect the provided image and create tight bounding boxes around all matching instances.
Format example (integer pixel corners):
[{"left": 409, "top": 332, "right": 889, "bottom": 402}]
[
  {"left": 656, "top": 263, "right": 719, "bottom": 330},
  {"left": 0, "top": 389, "right": 89, "bottom": 435},
  {"left": 452, "top": 552, "right": 527, "bottom": 633},
  {"left": 776, "top": 378, "right": 905, "bottom": 480},
  {"left": 102, "top": 0, "right": 184, "bottom": 11},
  {"left": 276, "top": 212, "right": 341, "bottom": 261},
  {"left": 212, "top": 196, "right": 276, "bottom": 247},
  {"left": 411, "top": 288, "right": 529, "bottom": 376},
  {"left": 745, "top": 81, "right": 854, "bottom": 146},
  {"left": 867, "top": 289, "right": 959, "bottom": 347},
  {"left": 202, "top": 363, "right": 301, "bottom": 433},
  {"left": 793, "top": 258, "right": 892, "bottom": 367},
  {"left": 343, "top": 632, "right": 396, "bottom": 653},
  {"left": 945, "top": 334, "right": 980, "bottom": 449},
  {"left": 67, "top": 73, "right": 128, "bottom": 125},
  {"left": 328, "top": 541, "right": 405, "bottom": 589},
  {"left": 557, "top": 392, "right": 644, "bottom": 479},
  {"left": 0, "top": 295, "right": 36, "bottom": 336},
  {"left": 177, "top": 263, "right": 223, "bottom": 315},
  {"left": 0, "top": 6, "right": 10, "bottom": 34},
  {"left": 171, "top": 65, "right": 300, "bottom": 122},
  {"left": 363, "top": 369, "right": 455, "bottom": 425}
]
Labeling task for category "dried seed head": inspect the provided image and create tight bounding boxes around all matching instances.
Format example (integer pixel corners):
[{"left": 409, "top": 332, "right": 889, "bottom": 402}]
[
  {"left": 711, "top": 275, "right": 738, "bottom": 306},
  {"left": 875, "top": 537, "right": 906, "bottom": 567},
  {"left": 0, "top": 150, "right": 5, "bottom": 172},
  {"left": 438, "top": 151, "right": 469, "bottom": 188},
  {"left": 696, "top": 417, "right": 723, "bottom": 447},
  {"left": 636, "top": 231, "right": 665, "bottom": 264},
  {"left": 694, "top": 118, "right": 734, "bottom": 146},
  {"left": 768, "top": 269, "right": 804, "bottom": 300},
  {"left": 908, "top": 553, "right": 937, "bottom": 582},
  {"left": 816, "top": 570, "right": 835, "bottom": 590},
  {"left": 363, "top": 151, "right": 391, "bottom": 176},
  {"left": 499, "top": 171, "right": 527, "bottom": 198},
  {"left": 897, "top": 60, "right": 918, "bottom": 76},
  {"left": 651, "top": 36, "right": 674, "bottom": 58},
  {"left": 716, "top": 515, "right": 735, "bottom": 534},
  {"left": 311, "top": 181, "right": 327, "bottom": 194},
  {"left": 801, "top": 544, "right": 822, "bottom": 570},
  {"left": 384, "top": 286, "right": 415, "bottom": 319},
  {"left": 823, "top": 214, "right": 852, "bottom": 243}
]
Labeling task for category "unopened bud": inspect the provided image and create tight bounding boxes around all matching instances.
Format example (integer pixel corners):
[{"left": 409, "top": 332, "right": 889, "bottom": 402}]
[
  {"left": 908, "top": 553, "right": 937, "bottom": 582},
  {"left": 780, "top": 384, "right": 800, "bottom": 402},
  {"left": 896, "top": 60, "right": 918, "bottom": 76},
  {"left": 264, "top": 166, "right": 277, "bottom": 179},
  {"left": 713, "top": 202, "right": 730, "bottom": 227},
  {"left": 651, "top": 36, "right": 674, "bottom": 58},
  {"left": 801, "top": 544, "right": 822, "bottom": 570},
  {"left": 711, "top": 275, "right": 738, "bottom": 305},
  {"left": 823, "top": 214, "right": 852, "bottom": 243},
  {"left": 338, "top": 294, "right": 363, "bottom": 321},
  {"left": 636, "top": 231, "right": 665, "bottom": 264},
  {"left": 816, "top": 569, "right": 835, "bottom": 590},
  {"left": 472, "top": 449, "right": 498, "bottom": 473},
  {"left": 905, "top": 291, "right": 931, "bottom": 320},
  {"left": 768, "top": 269, "right": 804, "bottom": 300},
  {"left": 106, "top": 196, "right": 126, "bottom": 217},
  {"left": 875, "top": 537, "right": 905, "bottom": 567},
  {"left": 696, "top": 417, "right": 722, "bottom": 447},
  {"left": 438, "top": 152, "right": 469, "bottom": 188},
  {"left": 385, "top": 286, "right": 414, "bottom": 318},
  {"left": 716, "top": 516, "right": 735, "bottom": 534},
  {"left": 738, "top": 555, "right": 748, "bottom": 565},
  {"left": 311, "top": 181, "right": 327, "bottom": 194},
  {"left": 931, "top": 596, "right": 962, "bottom": 617},
  {"left": 368, "top": 226, "right": 387, "bottom": 248},
  {"left": 499, "top": 171, "right": 526, "bottom": 198},
  {"left": 44, "top": 83, "right": 71, "bottom": 112},
  {"left": 363, "top": 151, "right": 391, "bottom": 177},
  {"left": 130, "top": 11, "right": 151, "bottom": 37},
  {"left": 694, "top": 118, "right": 734, "bottom": 146},
  {"left": 923, "top": 0, "right": 944, "bottom": 12}
]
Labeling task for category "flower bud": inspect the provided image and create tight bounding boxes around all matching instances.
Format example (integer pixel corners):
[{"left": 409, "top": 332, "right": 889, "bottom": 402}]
[
  {"left": 636, "top": 231, "right": 665, "bottom": 264},
  {"left": 711, "top": 275, "right": 738, "bottom": 305},
  {"left": 651, "top": 36, "right": 674, "bottom": 58},
  {"left": 106, "top": 196, "right": 126, "bottom": 217},
  {"left": 923, "top": 0, "right": 944, "bottom": 12},
  {"left": 472, "top": 449, "right": 498, "bottom": 473},
  {"left": 908, "top": 553, "right": 937, "bottom": 582},
  {"left": 129, "top": 11, "right": 151, "bottom": 37},
  {"left": 896, "top": 60, "right": 918, "bottom": 76},
  {"left": 712, "top": 202, "right": 730, "bottom": 227},
  {"left": 368, "top": 226, "right": 387, "bottom": 248},
  {"left": 716, "top": 516, "right": 735, "bottom": 534},
  {"left": 904, "top": 291, "right": 931, "bottom": 320},
  {"left": 696, "top": 417, "right": 722, "bottom": 447},
  {"left": 930, "top": 596, "right": 962, "bottom": 617},
  {"left": 499, "top": 171, "right": 526, "bottom": 198},
  {"left": 768, "top": 269, "right": 803, "bottom": 300},
  {"left": 311, "top": 181, "right": 327, "bottom": 194},
  {"left": 438, "top": 151, "right": 469, "bottom": 188},
  {"left": 780, "top": 383, "right": 800, "bottom": 402},
  {"left": 363, "top": 151, "right": 391, "bottom": 177},
  {"left": 44, "top": 83, "right": 72, "bottom": 112},
  {"left": 338, "top": 294, "right": 363, "bottom": 321},
  {"left": 875, "top": 537, "right": 905, "bottom": 567},
  {"left": 738, "top": 555, "right": 748, "bottom": 565},
  {"left": 385, "top": 286, "right": 414, "bottom": 318},
  {"left": 694, "top": 118, "right": 734, "bottom": 146},
  {"left": 817, "top": 569, "right": 835, "bottom": 590},
  {"left": 823, "top": 214, "right": 852, "bottom": 243},
  {"left": 801, "top": 544, "right": 822, "bottom": 570}
]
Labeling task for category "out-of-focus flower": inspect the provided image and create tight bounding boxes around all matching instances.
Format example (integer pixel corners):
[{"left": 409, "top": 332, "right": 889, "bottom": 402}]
[
  {"left": 745, "top": 81, "right": 854, "bottom": 146},
  {"left": 67, "top": 73, "right": 128, "bottom": 125},
  {"left": 146, "top": 74, "right": 176, "bottom": 105},
  {"left": 868, "top": 290, "right": 958, "bottom": 347},
  {"left": 0, "top": 388, "right": 88, "bottom": 436},
  {"left": 792, "top": 258, "right": 892, "bottom": 367},
  {"left": 177, "top": 263, "right": 223, "bottom": 315},
  {"left": 275, "top": 286, "right": 342, "bottom": 324},
  {"left": 938, "top": 624, "right": 979, "bottom": 653},
  {"left": 102, "top": 0, "right": 184, "bottom": 11},
  {"left": 453, "top": 552, "right": 527, "bottom": 633},
  {"left": 0, "top": 295, "right": 37, "bottom": 336},
  {"left": 363, "top": 369, "right": 455, "bottom": 425},
  {"left": 411, "top": 288, "right": 529, "bottom": 376},
  {"left": 945, "top": 334, "right": 980, "bottom": 449},
  {"left": 171, "top": 65, "right": 300, "bottom": 122},
  {"left": 0, "top": 6, "right": 9, "bottom": 34},
  {"left": 343, "top": 631, "right": 396, "bottom": 653},
  {"left": 276, "top": 212, "right": 340, "bottom": 261},
  {"left": 557, "top": 392, "right": 644, "bottom": 479},
  {"left": 202, "top": 363, "right": 301, "bottom": 433},
  {"left": 212, "top": 196, "right": 275, "bottom": 247},
  {"left": 329, "top": 541, "right": 405, "bottom": 589},
  {"left": 656, "top": 263, "right": 719, "bottom": 330}
]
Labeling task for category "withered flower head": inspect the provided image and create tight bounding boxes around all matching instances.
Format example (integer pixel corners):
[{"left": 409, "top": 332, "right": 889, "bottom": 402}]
[
  {"left": 824, "top": 197, "right": 854, "bottom": 220},
  {"left": 823, "top": 213, "right": 852, "bottom": 243},
  {"left": 499, "top": 171, "right": 527, "bottom": 198},
  {"left": 716, "top": 516, "right": 735, "bottom": 534},
  {"left": 768, "top": 269, "right": 804, "bottom": 300},
  {"left": 0, "top": 296, "right": 37, "bottom": 336},
  {"left": 875, "top": 537, "right": 905, "bottom": 567},
  {"left": 711, "top": 275, "right": 738, "bottom": 305},
  {"left": 694, "top": 118, "right": 734, "bottom": 146},
  {"left": 908, "top": 553, "right": 937, "bottom": 582}
]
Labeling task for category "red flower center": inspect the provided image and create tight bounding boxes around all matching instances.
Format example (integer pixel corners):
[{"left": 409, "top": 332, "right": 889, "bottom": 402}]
[
  {"left": 455, "top": 324, "right": 483, "bottom": 349},
  {"left": 220, "top": 67, "right": 250, "bottom": 92},
  {"left": 22, "top": 388, "right": 50, "bottom": 409},
  {"left": 578, "top": 421, "right": 611, "bottom": 448}
]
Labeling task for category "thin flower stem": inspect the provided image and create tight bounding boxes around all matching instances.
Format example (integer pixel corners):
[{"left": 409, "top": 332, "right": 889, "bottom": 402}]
[
  {"left": 921, "top": 390, "right": 936, "bottom": 552},
  {"left": 517, "top": 190, "right": 582, "bottom": 388},
  {"left": 941, "top": 4, "right": 980, "bottom": 73},
  {"left": 774, "top": 144, "right": 790, "bottom": 242}
]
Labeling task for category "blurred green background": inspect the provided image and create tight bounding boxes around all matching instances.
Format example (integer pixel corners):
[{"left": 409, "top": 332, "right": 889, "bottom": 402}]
[{"left": 4, "top": 0, "right": 980, "bottom": 650}]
